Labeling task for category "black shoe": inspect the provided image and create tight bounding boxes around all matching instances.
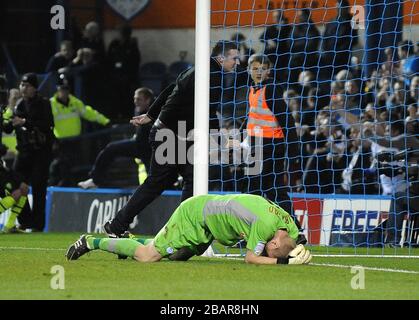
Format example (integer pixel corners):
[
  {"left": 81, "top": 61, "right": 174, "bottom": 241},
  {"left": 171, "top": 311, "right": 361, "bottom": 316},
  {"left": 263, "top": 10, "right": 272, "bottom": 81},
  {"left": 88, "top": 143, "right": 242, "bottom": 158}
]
[
  {"left": 296, "top": 233, "right": 307, "bottom": 245},
  {"left": 103, "top": 220, "right": 124, "bottom": 238},
  {"left": 66, "top": 235, "right": 91, "bottom": 261}
]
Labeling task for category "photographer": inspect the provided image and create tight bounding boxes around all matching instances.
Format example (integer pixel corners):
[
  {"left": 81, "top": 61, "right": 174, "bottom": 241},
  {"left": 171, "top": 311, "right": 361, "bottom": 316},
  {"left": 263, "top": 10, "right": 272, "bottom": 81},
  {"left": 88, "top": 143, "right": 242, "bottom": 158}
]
[
  {"left": 4, "top": 73, "right": 54, "bottom": 232},
  {"left": 364, "top": 120, "right": 419, "bottom": 246}
]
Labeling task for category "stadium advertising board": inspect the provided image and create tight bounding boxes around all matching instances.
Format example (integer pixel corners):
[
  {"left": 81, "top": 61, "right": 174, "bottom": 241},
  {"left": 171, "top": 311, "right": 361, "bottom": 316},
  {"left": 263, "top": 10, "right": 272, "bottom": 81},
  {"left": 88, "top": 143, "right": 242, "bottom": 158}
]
[
  {"left": 46, "top": 188, "right": 180, "bottom": 235},
  {"left": 46, "top": 188, "right": 392, "bottom": 247},
  {"left": 292, "top": 196, "right": 390, "bottom": 245},
  {"left": 321, "top": 199, "right": 390, "bottom": 246}
]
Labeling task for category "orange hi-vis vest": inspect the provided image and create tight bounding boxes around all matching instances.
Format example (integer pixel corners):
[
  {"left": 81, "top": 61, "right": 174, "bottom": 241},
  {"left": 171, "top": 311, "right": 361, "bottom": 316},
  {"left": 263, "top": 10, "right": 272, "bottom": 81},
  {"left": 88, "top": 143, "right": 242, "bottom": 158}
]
[{"left": 247, "top": 86, "right": 284, "bottom": 139}]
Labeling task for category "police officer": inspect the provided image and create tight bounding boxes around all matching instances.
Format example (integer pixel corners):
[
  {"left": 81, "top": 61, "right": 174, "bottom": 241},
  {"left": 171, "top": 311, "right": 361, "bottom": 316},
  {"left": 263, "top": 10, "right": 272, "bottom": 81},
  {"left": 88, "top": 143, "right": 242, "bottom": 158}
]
[
  {"left": 4, "top": 73, "right": 55, "bottom": 231},
  {"left": 49, "top": 76, "right": 110, "bottom": 186}
]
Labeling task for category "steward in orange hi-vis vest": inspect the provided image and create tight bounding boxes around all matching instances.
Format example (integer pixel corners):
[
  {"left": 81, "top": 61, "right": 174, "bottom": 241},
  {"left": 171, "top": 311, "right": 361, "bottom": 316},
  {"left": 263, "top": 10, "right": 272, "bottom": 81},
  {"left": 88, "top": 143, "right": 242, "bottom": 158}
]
[
  {"left": 248, "top": 85, "right": 284, "bottom": 139},
  {"left": 244, "top": 54, "right": 301, "bottom": 229}
]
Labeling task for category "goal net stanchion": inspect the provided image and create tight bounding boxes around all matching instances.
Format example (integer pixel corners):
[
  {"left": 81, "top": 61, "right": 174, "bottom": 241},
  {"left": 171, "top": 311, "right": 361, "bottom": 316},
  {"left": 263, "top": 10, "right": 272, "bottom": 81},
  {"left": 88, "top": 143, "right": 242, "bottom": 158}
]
[{"left": 196, "top": 0, "right": 419, "bottom": 257}]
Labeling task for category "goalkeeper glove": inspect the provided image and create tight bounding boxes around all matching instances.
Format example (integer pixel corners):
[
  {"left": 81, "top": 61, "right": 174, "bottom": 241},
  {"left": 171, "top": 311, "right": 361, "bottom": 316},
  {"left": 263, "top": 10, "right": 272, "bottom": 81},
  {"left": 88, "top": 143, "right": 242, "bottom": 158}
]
[{"left": 276, "top": 244, "right": 312, "bottom": 265}]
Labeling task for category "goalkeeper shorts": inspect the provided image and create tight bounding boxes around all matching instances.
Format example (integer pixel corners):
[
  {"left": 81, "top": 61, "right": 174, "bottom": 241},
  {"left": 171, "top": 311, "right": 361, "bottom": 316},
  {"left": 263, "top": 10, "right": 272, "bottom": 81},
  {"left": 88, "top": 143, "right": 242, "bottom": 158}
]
[{"left": 153, "top": 205, "right": 214, "bottom": 258}]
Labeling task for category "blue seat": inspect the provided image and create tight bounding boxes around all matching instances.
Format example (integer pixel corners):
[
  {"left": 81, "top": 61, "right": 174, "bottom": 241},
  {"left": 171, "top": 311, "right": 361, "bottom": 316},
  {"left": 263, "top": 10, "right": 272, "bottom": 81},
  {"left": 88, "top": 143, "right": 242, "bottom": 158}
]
[
  {"left": 169, "top": 61, "right": 193, "bottom": 76},
  {"left": 403, "top": 55, "right": 419, "bottom": 86},
  {"left": 166, "top": 61, "right": 193, "bottom": 84},
  {"left": 139, "top": 62, "right": 168, "bottom": 94}
]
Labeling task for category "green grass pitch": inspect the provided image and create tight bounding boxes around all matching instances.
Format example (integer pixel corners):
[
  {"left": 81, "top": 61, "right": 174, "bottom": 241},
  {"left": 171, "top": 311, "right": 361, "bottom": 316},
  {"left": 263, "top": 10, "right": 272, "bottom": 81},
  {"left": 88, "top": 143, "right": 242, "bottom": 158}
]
[{"left": 1, "top": 233, "right": 418, "bottom": 300}]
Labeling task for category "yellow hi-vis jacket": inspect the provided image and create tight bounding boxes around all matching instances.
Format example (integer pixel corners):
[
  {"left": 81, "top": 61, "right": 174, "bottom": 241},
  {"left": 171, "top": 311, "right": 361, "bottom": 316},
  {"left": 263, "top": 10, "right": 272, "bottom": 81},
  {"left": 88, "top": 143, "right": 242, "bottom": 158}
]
[
  {"left": 50, "top": 93, "right": 110, "bottom": 139},
  {"left": 2, "top": 107, "right": 17, "bottom": 154}
]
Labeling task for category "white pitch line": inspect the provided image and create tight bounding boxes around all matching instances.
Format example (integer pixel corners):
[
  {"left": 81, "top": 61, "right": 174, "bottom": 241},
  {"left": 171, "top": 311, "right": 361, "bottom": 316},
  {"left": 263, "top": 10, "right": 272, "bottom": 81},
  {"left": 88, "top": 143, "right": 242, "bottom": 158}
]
[
  {"left": 212, "top": 255, "right": 419, "bottom": 274},
  {"left": 214, "top": 253, "right": 419, "bottom": 259},
  {"left": 313, "top": 254, "right": 419, "bottom": 259},
  {"left": 0, "top": 247, "right": 65, "bottom": 251},
  {"left": 310, "top": 263, "right": 419, "bottom": 274}
]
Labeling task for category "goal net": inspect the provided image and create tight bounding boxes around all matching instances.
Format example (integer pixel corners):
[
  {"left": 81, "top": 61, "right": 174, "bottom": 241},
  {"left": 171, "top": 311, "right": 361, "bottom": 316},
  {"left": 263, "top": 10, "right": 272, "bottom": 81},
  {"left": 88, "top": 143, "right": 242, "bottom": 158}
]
[{"left": 204, "top": 0, "right": 419, "bottom": 255}]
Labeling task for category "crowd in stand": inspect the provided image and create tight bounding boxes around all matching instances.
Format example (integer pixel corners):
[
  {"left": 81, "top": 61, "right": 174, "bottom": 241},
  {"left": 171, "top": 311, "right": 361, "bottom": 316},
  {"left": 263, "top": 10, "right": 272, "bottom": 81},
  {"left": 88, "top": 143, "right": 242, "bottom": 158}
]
[
  {"left": 1, "top": 5, "right": 418, "bottom": 242},
  {"left": 2, "top": 9, "right": 418, "bottom": 197},
  {"left": 45, "top": 21, "right": 141, "bottom": 120},
  {"left": 211, "top": 6, "right": 419, "bottom": 199}
]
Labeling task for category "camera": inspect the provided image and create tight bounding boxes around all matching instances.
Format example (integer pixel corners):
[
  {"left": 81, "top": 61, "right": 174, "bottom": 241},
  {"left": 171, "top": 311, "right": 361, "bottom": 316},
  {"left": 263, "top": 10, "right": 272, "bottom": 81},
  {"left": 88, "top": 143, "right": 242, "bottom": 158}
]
[
  {"left": 376, "top": 151, "right": 405, "bottom": 177},
  {"left": 377, "top": 149, "right": 419, "bottom": 195}
]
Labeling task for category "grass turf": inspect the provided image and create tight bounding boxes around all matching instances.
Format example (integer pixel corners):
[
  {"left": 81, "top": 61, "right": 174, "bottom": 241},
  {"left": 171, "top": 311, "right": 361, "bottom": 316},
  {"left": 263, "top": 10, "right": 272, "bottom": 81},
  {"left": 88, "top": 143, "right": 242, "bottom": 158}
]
[{"left": 0, "top": 233, "right": 418, "bottom": 300}]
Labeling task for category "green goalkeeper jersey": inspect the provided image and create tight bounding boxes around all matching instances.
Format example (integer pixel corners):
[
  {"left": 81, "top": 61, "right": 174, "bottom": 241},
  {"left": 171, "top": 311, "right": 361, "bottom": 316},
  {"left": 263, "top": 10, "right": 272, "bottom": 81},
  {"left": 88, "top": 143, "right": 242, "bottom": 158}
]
[{"left": 182, "top": 194, "right": 299, "bottom": 256}]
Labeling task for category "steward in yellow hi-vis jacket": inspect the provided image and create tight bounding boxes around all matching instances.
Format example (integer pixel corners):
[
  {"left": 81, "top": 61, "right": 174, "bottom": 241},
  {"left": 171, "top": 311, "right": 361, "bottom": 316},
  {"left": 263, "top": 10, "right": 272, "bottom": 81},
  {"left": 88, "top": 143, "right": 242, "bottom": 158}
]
[
  {"left": 48, "top": 77, "right": 110, "bottom": 186},
  {"left": 50, "top": 93, "right": 110, "bottom": 139}
]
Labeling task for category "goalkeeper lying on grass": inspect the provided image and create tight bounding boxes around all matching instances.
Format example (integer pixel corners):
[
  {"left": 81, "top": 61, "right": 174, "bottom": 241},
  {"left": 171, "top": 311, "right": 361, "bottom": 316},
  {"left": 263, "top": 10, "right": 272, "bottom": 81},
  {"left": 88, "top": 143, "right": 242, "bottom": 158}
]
[{"left": 66, "top": 194, "right": 312, "bottom": 265}]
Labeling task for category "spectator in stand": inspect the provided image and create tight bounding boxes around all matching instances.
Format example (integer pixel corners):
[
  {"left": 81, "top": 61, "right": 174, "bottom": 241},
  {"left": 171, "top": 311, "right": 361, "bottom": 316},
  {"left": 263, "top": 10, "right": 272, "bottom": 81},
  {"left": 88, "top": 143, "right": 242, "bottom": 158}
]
[
  {"left": 45, "top": 40, "right": 75, "bottom": 74},
  {"left": 289, "top": 9, "right": 320, "bottom": 82},
  {"left": 398, "top": 40, "right": 415, "bottom": 70},
  {"left": 68, "top": 48, "right": 108, "bottom": 116},
  {"left": 284, "top": 88, "right": 315, "bottom": 130},
  {"left": 343, "top": 78, "right": 365, "bottom": 109},
  {"left": 350, "top": 56, "right": 362, "bottom": 79},
  {"left": 107, "top": 24, "right": 141, "bottom": 120},
  {"left": 295, "top": 70, "right": 316, "bottom": 97},
  {"left": 363, "top": 70, "right": 380, "bottom": 106},
  {"left": 339, "top": 126, "right": 377, "bottom": 194},
  {"left": 330, "top": 80, "right": 364, "bottom": 132},
  {"left": 381, "top": 47, "right": 402, "bottom": 78},
  {"left": 320, "top": 0, "right": 358, "bottom": 79},
  {"left": 78, "top": 87, "right": 154, "bottom": 189},
  {"left": 362, "top": 103, "right": 378, "bottom": 122},
  {"left": 405, "top": 104, "right": 419, "bottom": 136},
  {"left": 387, "top": 80, "right": 416, "bottom": 118},
  {"left": 231, "top": 33, "right": 254, "bottom": 68},
  {"left": 259, "top": 8, "right": 292, "bottom": 83},
  {"left": 409, "top": 75, "right": 419, "bottom": 105},
  {"left": 80, "top": 21, "right": 106, "bottom": 62},
  {"left": 302, "top": 113, "right": 335, "bottom": 194},
  {"left": 333, "top": 69, "right": 353, "bottom": 92}
]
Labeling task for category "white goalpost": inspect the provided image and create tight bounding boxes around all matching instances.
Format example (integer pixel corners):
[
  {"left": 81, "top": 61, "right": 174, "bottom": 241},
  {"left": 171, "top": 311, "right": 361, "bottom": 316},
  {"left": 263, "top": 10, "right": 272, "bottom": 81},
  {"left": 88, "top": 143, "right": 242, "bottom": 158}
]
[{"left": 194, "top": 0, "right": 211, "bottom": 196}]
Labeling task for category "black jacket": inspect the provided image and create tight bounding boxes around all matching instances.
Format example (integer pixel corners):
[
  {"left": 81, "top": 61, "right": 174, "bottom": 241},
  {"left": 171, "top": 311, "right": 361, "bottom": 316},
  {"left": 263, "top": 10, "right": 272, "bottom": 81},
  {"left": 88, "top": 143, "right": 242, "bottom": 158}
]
[
  {"left": 154, "top": 58, "right": 224, "bottom": 134},
  {"left": 5, "top": 94, "right": 54, "bottom": 152}
]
